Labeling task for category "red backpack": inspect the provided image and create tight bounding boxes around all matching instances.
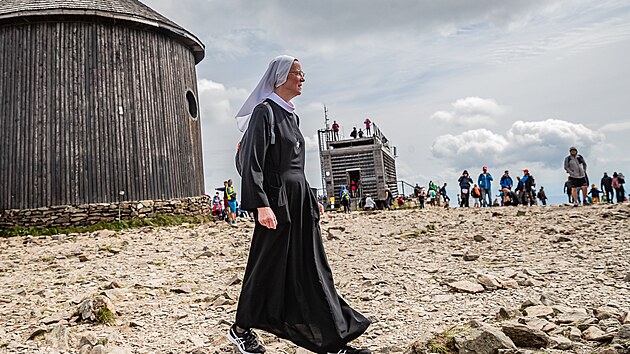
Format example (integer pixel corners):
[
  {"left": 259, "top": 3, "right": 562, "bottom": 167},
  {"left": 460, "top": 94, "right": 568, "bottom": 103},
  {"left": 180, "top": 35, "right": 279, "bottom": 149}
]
[{"left": 612, "top": 177, "right": 620, "bottom": 189}]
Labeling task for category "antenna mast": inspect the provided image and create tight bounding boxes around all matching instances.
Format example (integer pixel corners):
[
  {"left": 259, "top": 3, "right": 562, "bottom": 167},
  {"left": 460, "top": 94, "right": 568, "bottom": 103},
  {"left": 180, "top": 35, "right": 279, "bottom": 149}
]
[{"left": 323, "top": 104, "right": 329, "bottom": 130}]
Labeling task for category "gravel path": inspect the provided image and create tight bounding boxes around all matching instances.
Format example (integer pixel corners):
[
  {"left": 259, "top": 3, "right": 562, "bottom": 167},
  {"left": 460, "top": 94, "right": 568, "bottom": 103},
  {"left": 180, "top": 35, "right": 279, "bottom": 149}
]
[{"left": 1, "top": 203, "right": 629, "bottom": 353}]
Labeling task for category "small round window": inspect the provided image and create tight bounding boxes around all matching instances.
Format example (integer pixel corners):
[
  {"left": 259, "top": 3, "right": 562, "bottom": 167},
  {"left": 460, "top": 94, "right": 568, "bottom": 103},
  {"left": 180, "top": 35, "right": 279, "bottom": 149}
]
[{"left": 186, "top": 90, "right": 198, "bottom": 119}]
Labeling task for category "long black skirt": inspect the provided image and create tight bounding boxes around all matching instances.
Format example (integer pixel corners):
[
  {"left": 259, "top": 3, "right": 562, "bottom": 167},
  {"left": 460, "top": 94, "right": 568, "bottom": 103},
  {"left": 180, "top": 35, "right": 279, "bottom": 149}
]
[{"left": 235, "top": 178, "right": 370, "bottom": 352}]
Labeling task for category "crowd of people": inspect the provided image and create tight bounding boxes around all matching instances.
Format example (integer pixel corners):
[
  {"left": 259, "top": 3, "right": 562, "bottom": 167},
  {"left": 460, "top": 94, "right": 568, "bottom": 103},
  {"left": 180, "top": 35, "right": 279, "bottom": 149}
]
[
  {"left": 331, "top": 117, "right": 373, "bottom": 140},
  {"left": 211, "top": 179, "right": 253, "bottom": 226},
  {"left": 408, "top": 167, "right": 543, "bottom": 208},
  {"left": 412, "top": 181, "right": 450, "bottom": 209},
  {"left": 405, "top": 146, "right": 626, "bottom": 209},
  {"left": 217, "top": 149, "right": 626, "bottom": 222},
  {"left": 564, "top": 147, "right": 626, "bottom": 205}
]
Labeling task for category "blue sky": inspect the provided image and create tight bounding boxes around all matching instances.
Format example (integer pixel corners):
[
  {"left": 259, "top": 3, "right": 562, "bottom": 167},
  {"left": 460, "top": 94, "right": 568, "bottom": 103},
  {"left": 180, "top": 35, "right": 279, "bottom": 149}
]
[{"left": 145, "top": 0, "right": 630, "bottom": 202}]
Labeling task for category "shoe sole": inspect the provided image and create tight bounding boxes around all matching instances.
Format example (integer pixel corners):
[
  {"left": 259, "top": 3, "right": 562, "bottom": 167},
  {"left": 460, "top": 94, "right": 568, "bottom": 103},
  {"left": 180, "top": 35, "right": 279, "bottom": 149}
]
[{"left": 227, "top": 329, "right": 263, "bottom": 354}]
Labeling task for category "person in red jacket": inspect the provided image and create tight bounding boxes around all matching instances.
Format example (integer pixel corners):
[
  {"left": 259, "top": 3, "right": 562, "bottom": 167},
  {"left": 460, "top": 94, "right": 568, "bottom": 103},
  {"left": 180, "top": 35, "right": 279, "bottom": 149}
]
[{"left": 364, "top": 118, "right": 371, "bottom": 136}]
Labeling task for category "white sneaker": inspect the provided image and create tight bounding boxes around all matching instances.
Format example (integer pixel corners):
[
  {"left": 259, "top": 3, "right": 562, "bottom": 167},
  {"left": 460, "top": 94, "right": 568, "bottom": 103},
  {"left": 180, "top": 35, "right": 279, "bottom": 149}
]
[{"left": 227, "top": 325, "right": 266, "bottom": 354}]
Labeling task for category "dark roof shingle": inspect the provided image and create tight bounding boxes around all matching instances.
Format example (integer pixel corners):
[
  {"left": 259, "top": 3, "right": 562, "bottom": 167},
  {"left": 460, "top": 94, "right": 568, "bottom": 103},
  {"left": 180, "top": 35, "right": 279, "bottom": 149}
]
[{"left": 0, "top": 0, "right": 204, "bottom": 63}]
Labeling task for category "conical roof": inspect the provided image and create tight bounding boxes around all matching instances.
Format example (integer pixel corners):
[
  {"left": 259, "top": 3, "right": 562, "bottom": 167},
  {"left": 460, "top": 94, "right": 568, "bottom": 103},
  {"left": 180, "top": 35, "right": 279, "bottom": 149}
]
[{"left": 0, "top": 0, "right": 204, "bottom": 63}]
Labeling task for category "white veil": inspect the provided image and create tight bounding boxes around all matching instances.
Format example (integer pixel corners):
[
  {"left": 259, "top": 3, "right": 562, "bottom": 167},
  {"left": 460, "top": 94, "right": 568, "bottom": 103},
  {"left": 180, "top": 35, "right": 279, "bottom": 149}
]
[{"left": 235, "top": 55, "right": 296, "bottom": 132}]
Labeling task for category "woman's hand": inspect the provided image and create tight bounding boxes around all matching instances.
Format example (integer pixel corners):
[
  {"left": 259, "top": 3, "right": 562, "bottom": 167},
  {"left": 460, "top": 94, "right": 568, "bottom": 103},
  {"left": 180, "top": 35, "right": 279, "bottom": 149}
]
[
  {"left": 257, "top": 207, "right": 277, "bottom": 229},
  {"left": 318, "top": 202, "right": 324, "bottom": 215}
]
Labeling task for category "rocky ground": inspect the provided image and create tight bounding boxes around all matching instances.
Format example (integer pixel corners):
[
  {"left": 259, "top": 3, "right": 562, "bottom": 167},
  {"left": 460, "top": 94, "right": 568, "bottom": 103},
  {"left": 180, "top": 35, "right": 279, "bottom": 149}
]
[{"left": 1, "top": 203, "right": 629, "bottom": 354}]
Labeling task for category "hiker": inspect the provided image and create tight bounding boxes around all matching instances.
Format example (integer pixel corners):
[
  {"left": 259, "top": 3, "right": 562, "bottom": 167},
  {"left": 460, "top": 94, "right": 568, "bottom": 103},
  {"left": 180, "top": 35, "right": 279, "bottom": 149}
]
[
  {"left": 458, "top": 170, "right": 473, "bottom": 208},
  {"left": 601, "top": 172, "right": 614, "bottom": 204},
  {"left": 563, "top": 147, "right": 588, "bottom": 206},
  {"left": 340, "top": 185, "right": 351, "bottom": 213},
  {"left": 477, "top": 166, "right": 493, "bottom": 207},
  {"left": 499, "top": 170, "right": 513, "bottom": 205},
  {"left": 537, "top": 187, "right": 548, "bottom": 206}
]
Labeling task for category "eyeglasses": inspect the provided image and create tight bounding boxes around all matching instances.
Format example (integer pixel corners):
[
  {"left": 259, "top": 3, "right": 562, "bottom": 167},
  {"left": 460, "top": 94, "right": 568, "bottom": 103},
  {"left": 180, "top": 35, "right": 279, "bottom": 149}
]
[{"left": 289, "top": 71, "right": 305, "bottom": 78}]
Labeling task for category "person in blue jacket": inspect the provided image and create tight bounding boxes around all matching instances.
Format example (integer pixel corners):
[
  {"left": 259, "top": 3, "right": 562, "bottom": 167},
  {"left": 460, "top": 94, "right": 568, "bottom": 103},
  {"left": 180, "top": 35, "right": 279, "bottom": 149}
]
[
  {"left": 477, "top": 166, "right": 494, "bottom": 207},
  {"left": 499, "top": 170, "right": 513, "bottom": 205}
]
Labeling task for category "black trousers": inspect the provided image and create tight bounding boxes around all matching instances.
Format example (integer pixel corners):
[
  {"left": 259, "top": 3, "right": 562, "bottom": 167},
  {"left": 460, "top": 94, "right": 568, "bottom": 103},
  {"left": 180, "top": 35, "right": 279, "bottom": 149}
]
[
  {"left": 616, "top": 187, "right": 625, "bottom": 203},
  {"left": 604, "top": 188, "right": 613, "bottom": 203}
]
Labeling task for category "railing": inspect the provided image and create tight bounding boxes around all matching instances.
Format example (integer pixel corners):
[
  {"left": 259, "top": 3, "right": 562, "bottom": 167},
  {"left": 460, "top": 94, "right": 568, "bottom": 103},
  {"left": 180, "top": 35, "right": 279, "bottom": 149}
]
[
  {"left": 398, "top": 180, "right": 416, "bottom": 197},
  {"left": 318, "top": 122, "right": 388, "bottom": 149}
]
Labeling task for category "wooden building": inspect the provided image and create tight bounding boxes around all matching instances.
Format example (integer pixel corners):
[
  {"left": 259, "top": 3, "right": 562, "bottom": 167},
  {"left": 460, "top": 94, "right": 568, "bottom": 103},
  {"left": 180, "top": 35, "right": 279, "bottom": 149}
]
[
  {"left": 0, "top": 0, "right": 205, "bottom": 210},
  {"left": 318, "top": 124, "right": 398, "bottom": 208}
]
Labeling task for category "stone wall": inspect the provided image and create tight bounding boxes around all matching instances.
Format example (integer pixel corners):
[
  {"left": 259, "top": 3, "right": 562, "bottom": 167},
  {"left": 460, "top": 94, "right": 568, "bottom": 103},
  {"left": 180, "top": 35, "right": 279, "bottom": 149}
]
[{"left": 0, "top": 196, "right": 212, "bottom": 228}]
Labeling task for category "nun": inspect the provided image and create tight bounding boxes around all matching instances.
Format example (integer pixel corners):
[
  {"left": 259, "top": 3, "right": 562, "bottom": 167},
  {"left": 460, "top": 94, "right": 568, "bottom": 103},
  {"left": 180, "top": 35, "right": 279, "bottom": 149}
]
[{"left": 227, "top": 55, "right": 371, "bottom": 354}]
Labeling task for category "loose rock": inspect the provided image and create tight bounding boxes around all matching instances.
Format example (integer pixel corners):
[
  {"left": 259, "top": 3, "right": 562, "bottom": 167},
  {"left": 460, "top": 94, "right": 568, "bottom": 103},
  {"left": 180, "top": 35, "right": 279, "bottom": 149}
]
[
  {"left": 448, "top": 280, "right": 485, "bottom": 294},
  {"left": 501, "top": 323, "right": 549, "bottom": 348}
]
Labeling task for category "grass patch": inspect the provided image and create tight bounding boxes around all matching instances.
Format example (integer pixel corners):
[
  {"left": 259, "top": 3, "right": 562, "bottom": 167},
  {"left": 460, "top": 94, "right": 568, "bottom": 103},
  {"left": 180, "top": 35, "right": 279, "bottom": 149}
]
[
  {"left": 95, "top": 307, "right": 116, "bottom": 325},
  {"left": 0, "top": 214, "right": 214, "bottom": 238},
  {"left": 400, "top": 224, "right": 437, "bottom": 239},
  {"left": 401, "top": 230, "right": 421, "bottom": 239},
  {"left": 193, "top": 296, "right": 215, "bottom": 303},
  {"left": 426, "top": 325, "right": 470, "bottom": 354},
  {"left": 41, "top": 255, "right": 56, "bottom": 263}
]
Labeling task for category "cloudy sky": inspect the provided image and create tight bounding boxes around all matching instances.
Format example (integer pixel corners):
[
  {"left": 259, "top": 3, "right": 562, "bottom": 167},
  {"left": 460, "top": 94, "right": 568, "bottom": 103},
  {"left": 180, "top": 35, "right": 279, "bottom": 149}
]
[{"left": 145, "top": 0, "right": 630, "bottom": 202}]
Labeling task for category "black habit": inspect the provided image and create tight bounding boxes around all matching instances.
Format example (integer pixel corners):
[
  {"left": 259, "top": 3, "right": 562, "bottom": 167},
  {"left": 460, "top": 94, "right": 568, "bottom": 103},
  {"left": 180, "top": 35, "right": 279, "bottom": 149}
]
[{"left": 236, "top": 100, "right": 370, "bottom": 352}]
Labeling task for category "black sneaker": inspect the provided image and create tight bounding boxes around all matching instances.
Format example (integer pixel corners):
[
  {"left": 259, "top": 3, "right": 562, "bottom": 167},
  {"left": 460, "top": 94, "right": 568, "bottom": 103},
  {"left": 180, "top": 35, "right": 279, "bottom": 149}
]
[
  {"left": 329, "top": 346, "right": 372, "bottom": 354},
  {"left": 227, "top": 325, "right": 266, "bottom": 354}
]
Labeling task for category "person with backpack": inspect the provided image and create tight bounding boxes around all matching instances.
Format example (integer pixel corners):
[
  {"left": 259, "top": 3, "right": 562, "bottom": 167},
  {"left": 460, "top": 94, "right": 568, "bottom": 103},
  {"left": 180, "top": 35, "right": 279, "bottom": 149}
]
[
  {"left": 601, "top": 172, "right": 614, "bottom": 203},
  {"left": 226, "top": 179, "right": 238, "bottom": 226},
  {"left": 564, "top": 146, "right": 588, "bottom": 207},
  {"left": 612, "top": 172, "right": 625, "bottom": 203},
  {"left": 499, "top": 170, "right": 513, "bottom": 205},
  {"left": 458, "top": 170, "right": 473, "bottom": 207},
  {"left": 340, "top": 185, "right": 351, "bottom": 213},
  {"left": 619, "top": 173, "right": 626, "bottom": 202},
  {"left": 231, "top": 55, "right": 371, "bottom": 354},
  {"left": 471, "top": 184, "right": 481, "bottom": 207},
  {"left": 477, "top": 166, "right": 493, "bottom": 207},
  {"left": 521, "top": 169, "right": 536, "bottom": 206}
]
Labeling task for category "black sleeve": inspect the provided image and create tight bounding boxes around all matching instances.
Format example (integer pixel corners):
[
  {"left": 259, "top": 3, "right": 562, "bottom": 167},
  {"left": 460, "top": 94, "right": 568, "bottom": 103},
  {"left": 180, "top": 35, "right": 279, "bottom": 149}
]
[{"left": 239, "top": 105, "right": 271, "bottom": 210}]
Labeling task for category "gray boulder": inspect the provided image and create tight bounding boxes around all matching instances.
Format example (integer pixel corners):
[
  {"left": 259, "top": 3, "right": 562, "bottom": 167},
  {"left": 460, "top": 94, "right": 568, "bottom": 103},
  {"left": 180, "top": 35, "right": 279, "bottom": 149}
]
[
  {"left": 45, "top": 324, "right": 69, "bottom": 351},
  {"left": 612, "top": 324, "right": 630, "bottom": 345},
  {"left": 453, "top": 324, "right": 517, "bottom": 354},
  {"left": 501, "top": 323, "right": 550, "bottom": 348}
]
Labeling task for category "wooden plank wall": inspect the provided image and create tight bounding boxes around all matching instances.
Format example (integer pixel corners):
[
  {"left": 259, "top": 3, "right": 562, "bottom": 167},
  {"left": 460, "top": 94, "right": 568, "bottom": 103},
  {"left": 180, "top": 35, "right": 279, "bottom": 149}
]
[{"left": 0, "top": 21, "right": 204, "bottom": 210}]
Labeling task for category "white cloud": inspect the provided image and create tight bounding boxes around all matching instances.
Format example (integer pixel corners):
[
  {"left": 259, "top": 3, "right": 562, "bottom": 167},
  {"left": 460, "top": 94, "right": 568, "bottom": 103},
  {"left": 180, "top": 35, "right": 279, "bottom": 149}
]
[
  {"left": 197, "top": 79, "right": 248, "bottom": 124},
  {"left": 140, "top": 0, "right": 630, "bottom": 197},
  {"left": 431, "top": 119, "right": 604, "bottom": 169},
  {"left": 599, "top": 121, "right": 630, "bottom": 133},
  {"left": 430, "top": 97, "right": 506, "bottom": 126},
  {"left": 302, "top": 133, "right": 320, "bottom": 153}
]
